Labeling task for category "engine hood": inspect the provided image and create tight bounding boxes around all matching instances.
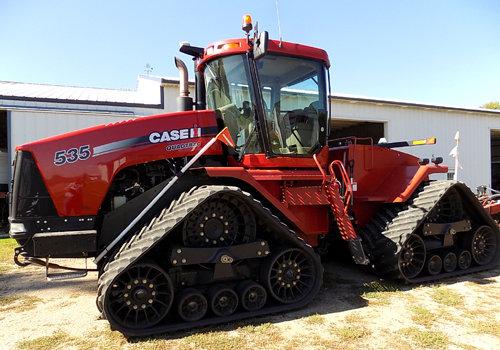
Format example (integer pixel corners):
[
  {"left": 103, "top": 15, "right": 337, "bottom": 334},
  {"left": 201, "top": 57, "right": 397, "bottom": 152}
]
[{"left": 16, "top": 110, "right": 220, "bottom": 216}]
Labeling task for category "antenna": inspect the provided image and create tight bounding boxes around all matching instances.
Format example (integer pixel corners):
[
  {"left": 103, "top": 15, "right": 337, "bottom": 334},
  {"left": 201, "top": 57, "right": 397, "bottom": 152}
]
[
  {"left": 144, "top": 63, "right": 153, "bottom": 76},
  {"left": 275, "top": 0, "right": 283, "bottom": 47}
]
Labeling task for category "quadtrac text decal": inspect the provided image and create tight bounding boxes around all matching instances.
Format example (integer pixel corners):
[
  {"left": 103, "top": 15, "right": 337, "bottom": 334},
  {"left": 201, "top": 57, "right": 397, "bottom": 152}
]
[{"left": 90, "top": 125, "right": 218, "bottom": 157}]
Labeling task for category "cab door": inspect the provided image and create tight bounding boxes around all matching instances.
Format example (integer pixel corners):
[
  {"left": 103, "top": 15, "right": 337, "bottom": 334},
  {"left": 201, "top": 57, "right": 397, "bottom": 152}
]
[{"left": 239, "top": 54, "right": 329, "bottom": 168}]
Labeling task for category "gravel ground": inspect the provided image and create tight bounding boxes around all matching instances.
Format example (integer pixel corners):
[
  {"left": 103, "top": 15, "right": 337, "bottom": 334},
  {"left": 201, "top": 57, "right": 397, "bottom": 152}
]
[{"left": 0, "top": 239, "right": 498, "bottom": 350}]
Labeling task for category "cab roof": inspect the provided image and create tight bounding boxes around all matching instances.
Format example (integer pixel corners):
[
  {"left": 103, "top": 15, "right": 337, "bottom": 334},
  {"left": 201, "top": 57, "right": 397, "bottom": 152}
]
[{"left": 198, "top": 38, "right": 330, "bottom": 68}]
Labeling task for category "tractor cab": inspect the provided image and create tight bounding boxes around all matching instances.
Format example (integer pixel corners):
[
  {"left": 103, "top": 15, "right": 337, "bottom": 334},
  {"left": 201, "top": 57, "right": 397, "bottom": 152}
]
[{"left": 178, "top": 15, "right": 330, "bottom": 162}]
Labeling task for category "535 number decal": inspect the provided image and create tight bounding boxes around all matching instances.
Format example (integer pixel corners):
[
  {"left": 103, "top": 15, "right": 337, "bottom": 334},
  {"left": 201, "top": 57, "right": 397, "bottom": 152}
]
[{"left": 54, "top": 145, "right": 92, "bottom": 165}]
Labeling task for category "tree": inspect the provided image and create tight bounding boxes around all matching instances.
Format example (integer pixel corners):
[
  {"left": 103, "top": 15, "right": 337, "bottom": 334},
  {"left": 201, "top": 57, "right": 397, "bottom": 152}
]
[{"left": 482, "top": 101, "right": 500, "bottom": 110}]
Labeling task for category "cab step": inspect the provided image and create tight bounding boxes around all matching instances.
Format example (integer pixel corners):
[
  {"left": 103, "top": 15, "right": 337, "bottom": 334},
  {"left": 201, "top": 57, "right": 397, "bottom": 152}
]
[{"left": 45, "top": 257, "right": 89, "bottom": 281}]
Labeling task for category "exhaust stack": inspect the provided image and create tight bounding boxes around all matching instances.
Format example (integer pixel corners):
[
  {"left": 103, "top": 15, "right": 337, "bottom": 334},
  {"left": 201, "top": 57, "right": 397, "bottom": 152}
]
[{"left": 174, "top": 57, "right": 193, "bottom": 111}]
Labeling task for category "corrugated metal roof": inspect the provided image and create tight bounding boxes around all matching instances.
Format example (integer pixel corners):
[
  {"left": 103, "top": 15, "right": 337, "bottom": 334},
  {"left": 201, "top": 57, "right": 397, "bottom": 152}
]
[
  {"left": 0, "top": 79, "right": 161, "bottom": 106},
  {"left": 332, "top": 92, "right": 500, "bottom": 115}
]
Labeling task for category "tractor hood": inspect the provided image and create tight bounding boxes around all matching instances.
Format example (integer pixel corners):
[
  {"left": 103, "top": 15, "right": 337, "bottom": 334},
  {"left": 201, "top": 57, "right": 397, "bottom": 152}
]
[{"left": 16, "top": 110, "right": 219, "bottom": 216}]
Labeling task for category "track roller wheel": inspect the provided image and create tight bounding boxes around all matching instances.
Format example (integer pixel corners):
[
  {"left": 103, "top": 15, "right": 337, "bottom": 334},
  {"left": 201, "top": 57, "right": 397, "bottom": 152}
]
[
  {"left": 457, "top": 250, "right": 472, "bottom": 270},
  {"left": 237, "top": 281, "right": 267, "bottom": 312},
  {"left": 264, "top": 248, "right": 315, "bottom": 304},
  {"left": 427, "top": 255, "right": 442, "bottom": 275},
  {"left": 398, "top": 234, "right": 426, "bottom": 279},
  {"left": 209, "top": 285, "right": 239, "bottom": 317},
  {"left": 182, "top": 196, "right": 256, "bottom": 247},
  {"left": 104, "top": 263, "right": 173, "bottom": 329},
  {"left": 442, "top": 252, "right": 457, "bottom": 272},
  {"left": 470, "top": 226, "right": 497, "bottom": 265},
  {"left": 177, "top": 288, "right": 208, "bottom": 322}
]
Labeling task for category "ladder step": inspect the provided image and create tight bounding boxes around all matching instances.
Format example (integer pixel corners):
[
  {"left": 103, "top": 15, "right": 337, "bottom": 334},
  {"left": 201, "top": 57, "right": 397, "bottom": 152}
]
[
  {"left": 47, "top": 271, "right": 87, "bottom": 281},
  {"left": 45, "top": 257, "right": 89, "bottom": 281}
]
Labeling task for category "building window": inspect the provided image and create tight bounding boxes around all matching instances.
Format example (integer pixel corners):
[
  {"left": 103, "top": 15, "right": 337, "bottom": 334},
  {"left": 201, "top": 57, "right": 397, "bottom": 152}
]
[{"left": 447, "top": 172, "right": 455, "bottom": 180}]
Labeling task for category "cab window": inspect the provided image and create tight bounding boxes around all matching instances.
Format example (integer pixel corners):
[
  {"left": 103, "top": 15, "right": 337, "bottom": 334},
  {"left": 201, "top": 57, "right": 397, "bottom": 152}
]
[
  {"left": 204, "top": 55, "right": 261, "bottom": 153},
  {"left": 257, "top": 55, "right": 327, "bottom": 155}
]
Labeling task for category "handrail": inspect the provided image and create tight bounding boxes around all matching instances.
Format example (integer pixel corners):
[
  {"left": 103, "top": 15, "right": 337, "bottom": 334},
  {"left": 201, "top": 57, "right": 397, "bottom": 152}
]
[
  {"left": 328, "top": 160, "right": 353, "bottom": 213},
  {"left": 312, "top": 153, "right": 327, "bottom": 188}
]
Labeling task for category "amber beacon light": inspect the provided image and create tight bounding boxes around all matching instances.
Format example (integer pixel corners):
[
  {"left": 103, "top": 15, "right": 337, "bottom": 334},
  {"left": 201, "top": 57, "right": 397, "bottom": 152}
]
[{"left": 242, "top": 14, "right": 253, "bottom": 33}]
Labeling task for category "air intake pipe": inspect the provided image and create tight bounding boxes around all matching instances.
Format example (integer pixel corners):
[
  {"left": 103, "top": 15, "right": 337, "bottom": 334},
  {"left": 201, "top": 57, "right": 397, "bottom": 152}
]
[{"left": 174, "top": 57, "right": 193, "bottom": 111}]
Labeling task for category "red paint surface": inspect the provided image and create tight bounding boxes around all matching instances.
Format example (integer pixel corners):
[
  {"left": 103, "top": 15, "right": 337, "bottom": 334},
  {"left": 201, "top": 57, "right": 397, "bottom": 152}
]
[
  {"left": 205, "top": 143, "right": 448, "bottom": 243},
  {"left": 18, "top": 110, "right": 220, "bottom": 216},
  {"left": 335, "top": 143, "right": 448, "bottom": 226},
  {"left": 197, "top": 38, "right": 330, "bottom": 69}
]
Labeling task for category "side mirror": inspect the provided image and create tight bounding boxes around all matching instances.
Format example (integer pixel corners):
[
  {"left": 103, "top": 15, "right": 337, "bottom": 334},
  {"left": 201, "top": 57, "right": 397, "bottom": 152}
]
[{"left": 253, "top": 31, "right": 269, "bottom": 60}]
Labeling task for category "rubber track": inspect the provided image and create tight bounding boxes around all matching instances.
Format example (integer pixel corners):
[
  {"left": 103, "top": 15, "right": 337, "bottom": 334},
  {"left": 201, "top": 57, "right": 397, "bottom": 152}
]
[
  {"left": 370, "top": 180, "right": 500, "bottom": 283},
  {"left": 96, "top": 185, "right": 323, "bottom": 337}
]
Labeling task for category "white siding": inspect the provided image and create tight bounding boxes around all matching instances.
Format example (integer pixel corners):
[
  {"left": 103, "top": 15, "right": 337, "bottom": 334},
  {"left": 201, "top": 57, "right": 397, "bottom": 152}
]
[
  {"left": 9, "top": 110, "right": 134, "bottom": 158},
  {"left": 162, "top": 83, "right": 195, "bottom": 112},
  {"left": 6, "top": 109, "right": 137, "bottom": 185},
  {"left": 332, "top": 100, "right": 500, "bottom": 191}
]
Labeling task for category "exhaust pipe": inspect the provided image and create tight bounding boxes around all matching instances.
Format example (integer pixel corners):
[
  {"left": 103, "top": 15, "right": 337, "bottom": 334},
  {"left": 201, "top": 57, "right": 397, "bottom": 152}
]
[{"left": 174, "top": 57, "right": 193, "bottom": 111}]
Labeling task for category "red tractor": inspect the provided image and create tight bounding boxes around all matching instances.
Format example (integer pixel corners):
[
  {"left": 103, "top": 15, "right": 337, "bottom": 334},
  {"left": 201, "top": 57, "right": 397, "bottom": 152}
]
[{"left": 9, "top": 17, "right": 499, "bottom": 336}]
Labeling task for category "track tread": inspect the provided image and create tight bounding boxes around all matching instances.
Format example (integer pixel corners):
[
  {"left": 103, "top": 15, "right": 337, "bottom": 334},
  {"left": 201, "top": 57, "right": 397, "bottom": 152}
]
[
  {"left": 96, "top": 185, "right": 323, "bottom": 336},
  {"left": 366, "top": 180, "right": 499, "bottom": 283}
]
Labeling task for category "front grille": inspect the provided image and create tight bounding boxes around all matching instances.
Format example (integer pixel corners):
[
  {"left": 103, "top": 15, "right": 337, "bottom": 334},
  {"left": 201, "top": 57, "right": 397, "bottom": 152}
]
[{"left": 11, "top": 151, "right": 57, "bottom": 218}]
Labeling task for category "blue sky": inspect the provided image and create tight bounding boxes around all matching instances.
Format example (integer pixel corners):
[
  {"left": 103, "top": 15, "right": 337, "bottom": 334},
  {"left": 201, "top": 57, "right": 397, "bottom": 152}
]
[{"left": 1, "top": 0, "right": 499, "bottom": 107}]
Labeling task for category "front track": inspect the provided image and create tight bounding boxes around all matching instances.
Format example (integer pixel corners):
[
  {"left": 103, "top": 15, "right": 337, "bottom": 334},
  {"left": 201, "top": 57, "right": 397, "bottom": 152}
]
[{"left": 97, "top": 185, "right": 323, "bottom": 337}]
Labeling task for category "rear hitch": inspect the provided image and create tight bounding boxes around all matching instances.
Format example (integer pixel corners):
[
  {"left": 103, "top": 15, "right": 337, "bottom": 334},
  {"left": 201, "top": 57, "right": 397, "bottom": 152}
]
[{"left": 13, "top": 248, "right": 31, "bottom": 267}]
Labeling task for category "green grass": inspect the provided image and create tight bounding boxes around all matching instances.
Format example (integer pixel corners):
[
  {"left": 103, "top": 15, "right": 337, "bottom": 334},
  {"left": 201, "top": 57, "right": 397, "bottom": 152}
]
[
  {"left": 303, "top": 313, "right": 326, "bottom": 325},
  {"left": 78, "top": 329, "right": 128, "bottom": 350},
  {"left": 0, "top": 294, "right": 42, "bottom": 314},
  {"left": 0, "top": 238, "right": 17, "bottom": 272},
  {"left": 236, "top": 322, "right": 284, "bottom": 348},
  {"left": 17, "top": 331, "right": 79, "bottom": 350},
  {"left": 131, "top": 323, "right": 284, "bottom": 350},
  {"left": 238, "top": 322, "right": 277, "bottom": 334},
  {"left": 430, "top": 286, "right": 463, "bottom": 307},
  {"left": 18, "top": 328, "right": 130, "bottom": 350},
  {"left": 178, "top": 331, "right": 242, "bottom": 350},
  {"left": 410, "top": 306, "right": 436, "bottom": 327},
  {"left": 399, "top": 327, "right": 450, "bottom": 349},
  {"left": 344, "top": 313, "right": 363, "bottom": 324},
  {"left": 471, "top": 319, "right": 500, "bottom": 337},
  {"left": 360, "top": 280, "right": 403, "bottom": 305},
  {"left": 332, "top": 326, "right": 371, "bottom": 341}
]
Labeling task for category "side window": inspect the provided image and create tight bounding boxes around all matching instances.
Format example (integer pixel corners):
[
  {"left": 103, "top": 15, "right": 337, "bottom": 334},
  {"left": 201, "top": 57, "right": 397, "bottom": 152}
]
[
  {"left": 278, "top": 75, "right": 321, "bottom": 154},
  {"left": 257, "top": 56, "right": 326, "bottom": 155}
]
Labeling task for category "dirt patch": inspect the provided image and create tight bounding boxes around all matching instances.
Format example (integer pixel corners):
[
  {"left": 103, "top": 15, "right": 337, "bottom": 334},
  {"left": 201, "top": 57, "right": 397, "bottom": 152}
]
[{"left": 0, "top": 238, "right": 499, "bottom": 350}]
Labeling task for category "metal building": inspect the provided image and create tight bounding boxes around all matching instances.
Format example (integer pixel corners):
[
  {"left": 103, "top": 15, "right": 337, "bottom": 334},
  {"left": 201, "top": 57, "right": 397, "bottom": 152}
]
[
  {"left": 1, "top": 76, "right": 499, "bottom": 231},
  {"left": 0, "top": 76, "right": 174, "bottom": 232},
  {"left": 330, "top": 94, "right": 500, "bottom": 191}
]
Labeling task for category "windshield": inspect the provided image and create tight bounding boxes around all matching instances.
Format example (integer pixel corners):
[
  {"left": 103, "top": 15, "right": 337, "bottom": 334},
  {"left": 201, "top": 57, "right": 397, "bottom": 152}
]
[
  {"left": 256, "top": 55, "right": 327, "bottom": 155},
  {"left": 204, "top": 54, "right": 260, "bottom": 154}
]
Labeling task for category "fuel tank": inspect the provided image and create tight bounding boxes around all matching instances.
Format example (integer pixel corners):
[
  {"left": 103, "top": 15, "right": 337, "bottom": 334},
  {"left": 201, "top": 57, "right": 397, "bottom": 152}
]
[{"left": 15, "top": 110, "right": 220, "bottom": 217}]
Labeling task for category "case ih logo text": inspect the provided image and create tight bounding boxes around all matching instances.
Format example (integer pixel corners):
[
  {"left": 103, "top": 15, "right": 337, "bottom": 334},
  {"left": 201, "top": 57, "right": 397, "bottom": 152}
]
[{"left": 149, "top": 127, "right": 202, "bottom": 144}]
